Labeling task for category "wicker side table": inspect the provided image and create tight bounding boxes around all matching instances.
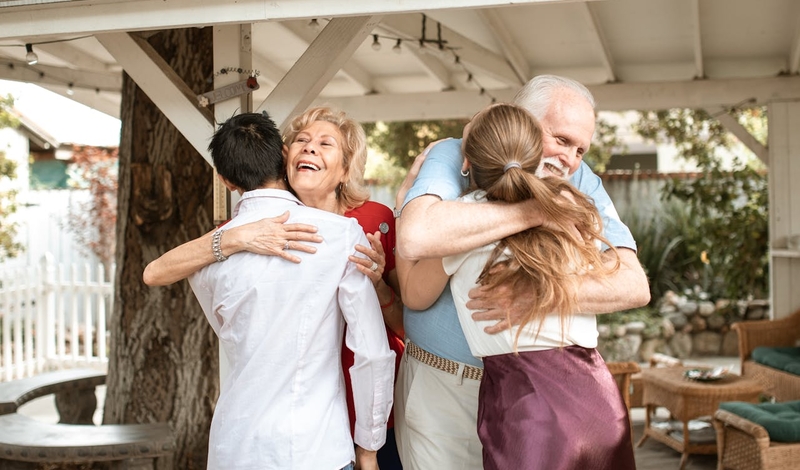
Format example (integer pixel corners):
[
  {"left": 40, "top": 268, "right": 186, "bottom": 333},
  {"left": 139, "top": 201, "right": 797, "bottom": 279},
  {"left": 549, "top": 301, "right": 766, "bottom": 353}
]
[{"left": 637, "top": 366, "right": 763, "bottom": 470}]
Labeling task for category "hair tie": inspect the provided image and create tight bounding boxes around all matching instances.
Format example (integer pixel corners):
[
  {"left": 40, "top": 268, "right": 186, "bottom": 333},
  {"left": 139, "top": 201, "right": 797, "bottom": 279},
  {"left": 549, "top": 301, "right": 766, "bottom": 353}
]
[{"left": 503, "top": 162, "right": 522, "bottom": 173}]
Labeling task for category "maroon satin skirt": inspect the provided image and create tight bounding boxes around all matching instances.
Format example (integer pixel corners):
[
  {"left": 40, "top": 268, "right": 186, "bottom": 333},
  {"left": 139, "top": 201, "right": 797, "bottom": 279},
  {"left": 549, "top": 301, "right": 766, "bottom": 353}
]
[{"left": 478, "top": 346, "right": 636, "bottom": 470}]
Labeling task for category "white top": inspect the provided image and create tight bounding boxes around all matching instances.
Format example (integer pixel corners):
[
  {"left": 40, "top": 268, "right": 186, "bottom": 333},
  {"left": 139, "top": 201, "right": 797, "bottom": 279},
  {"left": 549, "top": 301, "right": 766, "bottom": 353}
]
[
  {"left": 442, "top": 190, "right": 599, "bottom": 358},
  {"left": 189, "top": 189, "right": 395, "bottom": 470}
]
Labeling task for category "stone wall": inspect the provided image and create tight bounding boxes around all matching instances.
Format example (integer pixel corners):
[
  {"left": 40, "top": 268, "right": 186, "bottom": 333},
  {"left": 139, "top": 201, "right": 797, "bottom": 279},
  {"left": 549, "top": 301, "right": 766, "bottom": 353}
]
[{"left": 597, "top": 290, "right": 770, "bottom": 362}]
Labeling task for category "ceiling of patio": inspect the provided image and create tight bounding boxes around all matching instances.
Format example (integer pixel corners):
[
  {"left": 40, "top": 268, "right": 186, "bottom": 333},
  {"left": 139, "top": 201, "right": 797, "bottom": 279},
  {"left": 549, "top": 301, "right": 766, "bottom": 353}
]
[{"left": 0, "top": 0, "right": 798, "bottom": 122}]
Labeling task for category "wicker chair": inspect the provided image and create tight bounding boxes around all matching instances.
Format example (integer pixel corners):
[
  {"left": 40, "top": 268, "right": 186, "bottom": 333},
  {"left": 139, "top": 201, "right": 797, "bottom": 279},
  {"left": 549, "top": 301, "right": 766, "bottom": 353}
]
[
  {"left": 713, "top": 408, "right": 800, "bottom": 470},
  {"left": 732, "top": 309, "right": 800, "bottom": 401},
  {"left": 607, "top": 361, "right": 641, "bottom": 446}
]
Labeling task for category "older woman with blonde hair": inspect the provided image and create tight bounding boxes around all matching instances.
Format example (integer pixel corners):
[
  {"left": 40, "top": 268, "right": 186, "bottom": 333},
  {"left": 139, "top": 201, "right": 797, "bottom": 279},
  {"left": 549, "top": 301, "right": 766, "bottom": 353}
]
[{"left": 144, "top": 106, "right": 405, "bottom": 469}]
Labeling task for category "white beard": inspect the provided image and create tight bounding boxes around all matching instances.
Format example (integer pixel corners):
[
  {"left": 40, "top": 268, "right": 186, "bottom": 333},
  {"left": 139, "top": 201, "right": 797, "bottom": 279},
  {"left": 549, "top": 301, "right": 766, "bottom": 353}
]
[{"left": 535, "top": 157, "right": 568, "bottom": 179}]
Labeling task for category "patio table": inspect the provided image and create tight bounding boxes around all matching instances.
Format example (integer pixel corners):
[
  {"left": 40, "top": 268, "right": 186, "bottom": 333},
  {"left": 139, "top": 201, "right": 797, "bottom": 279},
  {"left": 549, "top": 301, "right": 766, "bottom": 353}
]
[{"left": 637, "top": 366, "right": 763, "bottom": 470}]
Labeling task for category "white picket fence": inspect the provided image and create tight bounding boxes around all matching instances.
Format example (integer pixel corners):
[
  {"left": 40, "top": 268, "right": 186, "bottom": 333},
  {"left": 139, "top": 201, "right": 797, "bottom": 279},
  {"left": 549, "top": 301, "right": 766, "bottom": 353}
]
[{"left": 0, "top": 253, "right": 113, "bottom": 381}]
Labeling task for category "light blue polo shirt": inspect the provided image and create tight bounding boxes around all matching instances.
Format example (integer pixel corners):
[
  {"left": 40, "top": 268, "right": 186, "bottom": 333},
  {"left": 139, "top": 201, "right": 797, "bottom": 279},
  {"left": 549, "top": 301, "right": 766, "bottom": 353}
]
[{"left": 401, "top": 138, "right": 636, "bottom": 367}]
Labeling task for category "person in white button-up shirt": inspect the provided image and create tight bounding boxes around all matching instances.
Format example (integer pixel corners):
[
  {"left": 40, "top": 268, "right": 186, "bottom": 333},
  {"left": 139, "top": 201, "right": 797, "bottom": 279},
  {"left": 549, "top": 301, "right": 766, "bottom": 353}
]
[{"left": 188, "top": 112, "right": 395, "bottom": 470}]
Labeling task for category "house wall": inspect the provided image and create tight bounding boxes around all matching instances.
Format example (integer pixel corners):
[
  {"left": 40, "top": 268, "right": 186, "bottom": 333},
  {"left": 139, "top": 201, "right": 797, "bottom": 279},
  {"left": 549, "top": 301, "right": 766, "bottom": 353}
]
[
  {"left": 2, "top": 188, "right": 100, "bottom": 274},
  {"left": 768, "top": 100, "right": 800, "bottom": 319}
]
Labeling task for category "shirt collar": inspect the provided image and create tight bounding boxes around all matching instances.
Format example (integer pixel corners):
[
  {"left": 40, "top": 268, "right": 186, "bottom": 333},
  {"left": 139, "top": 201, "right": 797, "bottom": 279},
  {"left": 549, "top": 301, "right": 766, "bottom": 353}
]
[{"left": 233, "top": 188, "right": 305, "bottom": 217}]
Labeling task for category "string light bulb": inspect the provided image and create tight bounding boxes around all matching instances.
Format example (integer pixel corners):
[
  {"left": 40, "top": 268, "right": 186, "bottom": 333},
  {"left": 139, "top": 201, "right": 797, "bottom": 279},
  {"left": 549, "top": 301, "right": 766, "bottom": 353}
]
[
  {"left": 308, "top": 18, "right": 321, "bottom": 32},
  {"left": 393, "top": 39, "right": 402, "bottom": 54},
  {"left": 25, "top": 43, "right": 38, "bottom": 65},
  {"left": 371, "top": 34, "right": 381, "bottom": 51}
]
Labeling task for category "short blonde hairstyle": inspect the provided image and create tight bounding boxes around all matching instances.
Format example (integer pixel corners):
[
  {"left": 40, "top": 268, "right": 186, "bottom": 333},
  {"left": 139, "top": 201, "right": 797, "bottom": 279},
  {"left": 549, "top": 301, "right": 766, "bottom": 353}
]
[{"left": 283, "top": 106, "right": 370, "bottom": 211}]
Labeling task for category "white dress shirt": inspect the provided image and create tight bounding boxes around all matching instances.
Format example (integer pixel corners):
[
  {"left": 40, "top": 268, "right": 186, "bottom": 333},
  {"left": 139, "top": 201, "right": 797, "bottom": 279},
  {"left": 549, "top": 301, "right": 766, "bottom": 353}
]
[{"left": 189, "top": 189, "right": 395, "bottom": 470}]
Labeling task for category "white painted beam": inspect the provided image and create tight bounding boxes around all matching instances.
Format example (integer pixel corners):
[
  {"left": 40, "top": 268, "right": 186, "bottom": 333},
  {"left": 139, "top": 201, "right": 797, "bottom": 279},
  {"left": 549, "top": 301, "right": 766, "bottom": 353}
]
[
  {"left": 478, "top": 9, "right": 528, "bottom": 84},
  {"left": 380, "top": 14, "right": 521, "bottom": 87},
  {"left": 211, "top": 24, "right": 253, "bottom": 266},
  {"left": 95, "top": 32, "right": 215, "bottom": 164},
  {"left": 39, "top": 83, "right": 121, "bottom": 118},
  {"left": 255, "top": 16, "right": 382, "bottom": 129},
  {"left": 591, "top": 76, "right": 800, "bottom": 112},
  {"left": 789, "top": 16, "right": 800, "bottom": 75},
  {"left": 371, "top": 23, "right": 452, "bottom": 90},
  {"left": 0, "top": 0, "right": 579, "bottom": 41},
  {"left": 250, "top": 52, "right": 287, "bottom": 87},
  {"left": 316, "top": 76, "right": 800, "bottom": 122},
  {"left": 706, "top": 106, "right": 768, "bottom": 165},
  {"left": 578, "top": 2, "right": 615, "bottom": 83},
  {"left": 690, "top": 0, "right": 704, "bottom": 79},
  {"left": 314, "top": 89, "right": 513, "bottom": 122},
  {"left": 281, "top": 20, "right": 374, "bottom": 95},
  {"left": 35, "top": 42, "right": 116, "bottom": 72},
  {"left": 0, "top": 58, "right": 121, "bottom": 91},
  {"left": 412, "top": 49, "right": 453, "bottom": 90}
]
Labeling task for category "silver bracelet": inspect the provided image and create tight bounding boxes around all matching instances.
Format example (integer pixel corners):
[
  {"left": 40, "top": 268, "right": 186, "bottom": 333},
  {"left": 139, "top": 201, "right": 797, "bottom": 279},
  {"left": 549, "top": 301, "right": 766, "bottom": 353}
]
[{"left": 212, "top": 228, "right": 228, "bottom": 262}]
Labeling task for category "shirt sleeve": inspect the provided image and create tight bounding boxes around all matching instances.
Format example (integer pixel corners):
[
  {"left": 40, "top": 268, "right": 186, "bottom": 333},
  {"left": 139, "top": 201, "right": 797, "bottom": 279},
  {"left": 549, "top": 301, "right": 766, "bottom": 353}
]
[
  {"left": 401, "top": 138, "right": 469, "bottom": 208},
  {"left": 339, "top": 224, "right": 396, "bottom": 451},
  {"left": 570, "top": 161, "right": 636, "bottom": 251}
]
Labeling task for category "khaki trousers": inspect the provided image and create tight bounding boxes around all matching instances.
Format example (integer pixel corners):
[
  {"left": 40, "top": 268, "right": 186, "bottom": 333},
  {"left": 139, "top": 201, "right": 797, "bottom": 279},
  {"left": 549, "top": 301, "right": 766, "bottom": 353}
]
[{"left": 394, "top": 347, "right": 483, "bottom": 470}]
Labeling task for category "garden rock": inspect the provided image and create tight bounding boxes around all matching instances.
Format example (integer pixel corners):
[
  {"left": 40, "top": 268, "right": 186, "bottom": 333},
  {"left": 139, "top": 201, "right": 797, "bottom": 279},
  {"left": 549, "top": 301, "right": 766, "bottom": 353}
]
[
  {"left": 745, "top": 305, "right": 767, "bottom": 320},
  {"left": 659, "top": 303, "right": 677, "bottom": 315},
  {"left": 698, "top": 301, "right": 716, "bottom": 316},
  {"left": 625, "top": 321, "right": 646, "bottom": 335},
  {"left": 692, "top": 331, "right": 722, "bottom": 356},
  {"left": 690, "top": 315, "right": 707, "bottom": 332},
  {"left": 680, "top": 301, "right": 699, "bottom": 315},
  {"left": 660, "top": 318, "right": 675, "bottom": 338},
  {"left": 639, "top": 338, "right": 668, "bottom": 362},
  {"left": 669, "top": 332, "right": 693, "bottom": 359},
  {"left": 706, "top": 313, "right": 726, "bottom": 330},
  {"left": 667, "top": 313, "right": 688, "bottom": 329}
]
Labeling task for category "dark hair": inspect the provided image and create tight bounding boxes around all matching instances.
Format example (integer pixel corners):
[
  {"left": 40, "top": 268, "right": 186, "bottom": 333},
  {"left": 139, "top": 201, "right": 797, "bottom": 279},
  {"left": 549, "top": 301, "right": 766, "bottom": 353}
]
[
  {"left": 463, "top": 103, "right": 619, "bottom": 349},
  {"left": 208, "top": 112, "right": 284, "bottom": 191}
]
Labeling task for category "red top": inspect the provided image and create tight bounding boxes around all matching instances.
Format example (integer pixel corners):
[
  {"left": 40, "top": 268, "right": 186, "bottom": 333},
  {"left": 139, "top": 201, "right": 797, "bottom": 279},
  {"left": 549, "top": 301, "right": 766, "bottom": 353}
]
[{"left": 342, "top": 201, "right": 405, "bottom": 433}]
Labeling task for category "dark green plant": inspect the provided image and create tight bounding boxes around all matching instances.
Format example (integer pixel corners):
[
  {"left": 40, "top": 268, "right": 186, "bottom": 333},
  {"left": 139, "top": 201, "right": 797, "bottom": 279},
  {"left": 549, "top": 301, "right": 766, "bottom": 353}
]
[
  {"left": 623, "top": 200, "right": 698, "bottom": 301},
  {"left": 584, "top": 117, "right": 624, "bottom": 172},
  {"left": 362, "top": 119, "right": 468, "bottom": 172},
  {"left": 634, "top": 108, "right": 769, "bottom": 300},
  {"left": 0, "top": 94, "right": 23, "bottom": 261}
]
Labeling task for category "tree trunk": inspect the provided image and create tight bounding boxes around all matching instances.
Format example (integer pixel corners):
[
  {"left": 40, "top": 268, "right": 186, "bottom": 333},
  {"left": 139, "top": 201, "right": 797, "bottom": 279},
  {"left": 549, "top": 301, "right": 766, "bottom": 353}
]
[{"left": 103, "top": 28, "right": 218, "bottom": 470}]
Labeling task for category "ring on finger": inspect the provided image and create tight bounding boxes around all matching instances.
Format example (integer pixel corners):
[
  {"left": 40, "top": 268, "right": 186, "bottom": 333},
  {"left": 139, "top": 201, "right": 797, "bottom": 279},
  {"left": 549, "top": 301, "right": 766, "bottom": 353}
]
[
  {"left": 370, "top": 261, "right": 379, "bottom": 272},
  {"left": 284, "top": 241, "right": 290, "bottom": 251}
]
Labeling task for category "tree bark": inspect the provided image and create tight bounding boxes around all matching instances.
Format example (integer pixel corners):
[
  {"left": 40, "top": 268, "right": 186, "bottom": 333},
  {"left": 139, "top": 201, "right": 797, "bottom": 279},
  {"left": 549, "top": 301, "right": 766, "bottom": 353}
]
[{"left": 104, "top": 28, "right": 218, "bottom": 470}]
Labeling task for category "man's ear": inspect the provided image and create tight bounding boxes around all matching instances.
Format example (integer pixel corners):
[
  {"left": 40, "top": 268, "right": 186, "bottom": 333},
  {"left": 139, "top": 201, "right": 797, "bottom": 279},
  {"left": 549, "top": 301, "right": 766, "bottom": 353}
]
[{"left": 218, "top": 174, "right": 239, "bottom": 193}]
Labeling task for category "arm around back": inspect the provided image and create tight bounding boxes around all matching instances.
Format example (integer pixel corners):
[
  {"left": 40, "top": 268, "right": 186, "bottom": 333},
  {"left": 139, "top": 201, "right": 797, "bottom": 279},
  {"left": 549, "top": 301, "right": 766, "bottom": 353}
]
[
  {"left": 576, "top": 248, "right": 650, "bottom": 314},
  {"left": 395, "top": 138, "right": 544, "bottom": 260}
]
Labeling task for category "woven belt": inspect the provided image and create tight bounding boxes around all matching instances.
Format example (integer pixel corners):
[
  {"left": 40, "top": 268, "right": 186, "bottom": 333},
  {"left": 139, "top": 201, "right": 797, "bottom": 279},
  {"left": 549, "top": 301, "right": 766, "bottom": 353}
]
[{"left": 406, "top": 341, "right": 483, "bottom": 381}]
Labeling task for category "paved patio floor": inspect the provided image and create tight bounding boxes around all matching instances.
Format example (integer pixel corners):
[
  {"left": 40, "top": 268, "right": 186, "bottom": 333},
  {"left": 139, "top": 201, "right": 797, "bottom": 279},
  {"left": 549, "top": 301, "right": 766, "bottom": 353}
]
[{"left": 15, "top": 356, "right": 739, "bottom": 469}]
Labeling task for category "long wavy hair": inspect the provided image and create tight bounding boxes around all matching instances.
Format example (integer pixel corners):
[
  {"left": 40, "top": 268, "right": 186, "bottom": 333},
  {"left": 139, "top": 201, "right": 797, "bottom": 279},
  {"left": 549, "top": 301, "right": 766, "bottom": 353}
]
[
  {"left": 283, "top": 106, "right": 370, "bottom": 211},
  {"left": 463, "top": 103, "right": 620, "bottom": 349}
]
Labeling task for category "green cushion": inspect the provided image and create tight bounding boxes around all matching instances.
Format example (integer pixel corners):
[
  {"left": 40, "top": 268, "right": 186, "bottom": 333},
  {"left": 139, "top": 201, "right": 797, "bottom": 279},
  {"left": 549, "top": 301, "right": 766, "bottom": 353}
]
[
  {"left": 752, "top": 346, "right": 800, "bottom": 373},
  {"left": 719, "top": 401, "right": 800, "bottom": 442}
]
